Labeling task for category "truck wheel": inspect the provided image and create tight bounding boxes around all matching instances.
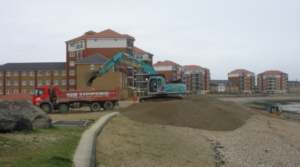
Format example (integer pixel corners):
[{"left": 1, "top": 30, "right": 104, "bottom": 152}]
[
  {"left": 90, "top": 102, "right": 101, "bottom": 112},
  {"left": 40, "top": 103, "right": 52, "bottom": 113},
  {"left": 103, "top": 101, "right": 114, "bottom": 110},
  {"left": 58, "top": 104, "right": 69, "bottom": 113}
]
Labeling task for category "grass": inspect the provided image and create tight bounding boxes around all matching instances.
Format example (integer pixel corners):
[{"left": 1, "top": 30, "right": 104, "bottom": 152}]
[{"left": 0, "top": 126, "right": 84, "bottom": 167}]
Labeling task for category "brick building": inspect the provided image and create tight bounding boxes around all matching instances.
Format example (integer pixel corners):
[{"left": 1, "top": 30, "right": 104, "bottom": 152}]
[
  {"left": 182, "top": 65, "right": 210, "bottom": 94},
  {"left": 257, "top": 70, "right": 288, "bottom": 94},
  {"left": 0, "top": 62, "right": 65, "bottom": 95},
  {"left": 65, "top": 29, "right": 135, "bottom": 90},
  {"left": 153, "top": 60, "right": 182, "bottom": 82},
  {"left": 0, "top": 29, "right": 153, "bottom": 97},
  {"left": 228, "top": 69, "right": 255, "bottom": 94}
]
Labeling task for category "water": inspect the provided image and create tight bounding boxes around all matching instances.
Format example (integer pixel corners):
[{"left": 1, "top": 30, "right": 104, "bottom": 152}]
[{"left": 281, "top": 103, "right": 300, "bottom": 114}]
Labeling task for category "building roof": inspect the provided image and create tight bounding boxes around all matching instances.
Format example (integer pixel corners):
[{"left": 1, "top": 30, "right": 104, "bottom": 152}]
[
  {"left": 76, "top": 54, "right": 109, "bottom": 65},
  {"left": 133, "top": 46, "right": 153, "bottom": 56},
  {"left": 259, "top": 70, "right": 287, "bottom": 76},
  {"left": 67, "top": 29, "right": 135, "bottom": 42},
  {"left": 228, "top": 69, "right": 254, "bottom": 76},
  {"left": 154, "top": 60, "right": 179, "bottom": 66},
  {"left": 0, "top": 62, "right": 65, "bottom": 71},
  {"left": 183, "top": 65, "right": 209, "bottom": 71}
]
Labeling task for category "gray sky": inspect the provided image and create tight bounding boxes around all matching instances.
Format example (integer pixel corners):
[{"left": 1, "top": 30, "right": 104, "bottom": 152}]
[{"left": 0, "top": 0, "right": 299, "bottom": 80}]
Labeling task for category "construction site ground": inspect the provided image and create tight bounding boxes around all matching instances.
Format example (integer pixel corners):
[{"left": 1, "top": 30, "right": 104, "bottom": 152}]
[{"left": 96, "top": 95, "right": 300, "bottom": 167}]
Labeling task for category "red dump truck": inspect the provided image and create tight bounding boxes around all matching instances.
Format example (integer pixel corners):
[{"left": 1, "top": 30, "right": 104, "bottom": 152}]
[{"left": 32, "top": 85, "right": 119, "bottom": 113}]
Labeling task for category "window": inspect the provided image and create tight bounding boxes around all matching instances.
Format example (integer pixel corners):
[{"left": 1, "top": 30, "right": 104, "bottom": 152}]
[
  {"left": 6, "top": 80, "right": 11, "bottom": 86},
  {"left": 90, "top": 64, "right": 95, "bottom": 71},
  {"left": 13, "top": 89, "right": 18, "bottom": 94},
  {"left": 29, "top": 71, "right": 34, "bottom": 77},
  {"left": 38, "top": 80, "right": 43, "bottom": 86},
  {"left": 6, "top": 71, "right": 11, "bottom": 77},
  {"left": 69, "top": 51, "right": 75, "bottom": 57},
  {"left": 0, "top": 90, "right": 2, "bottom": 95},
  {"left": 69, "top": 70, "right": 75, "bottom": 76},
  {"left": 22, "top": 80, "right": 27, "bottom": 86},
  {"left": 13, "top": 71, "right": 19, "bottom": 77},
  {"left": 34, "top": 89, "right": 45, "bottom": 96},
  {"left": 0, "top": 71, "right": 2, "bottom": 77},
  {"left": 61, "top": 80, "right": 66, "bottom": 86},
  {"left": 46, "top": 80, "right": 50, "bottom": 85},
  {"left": 22, "top": 89, "right": 27, "bottom": 94},
  {"left": 54, "top": 80, "right": 60, "bottom": 85},
  {"left": 69, "top": 79, "right": 75, "bottom": 85},
  {"left": 69, "top": 61, "right": 75, "bottom": 67},
  {"left": 61, "top": 70, "right": 66, "bottom": 76},
  {"left": 54, "top": 70, "right": 59, "bottom": 76},
  {"left": 45, "top": 71, "right": 50, "bottom": 76},
  {"left": 13, "top": 80, "right": 18, "bottom": 86},
  {"left": 21, "top": 71, "right": 27, "bottom": 76},
  {"left": 29, "top": 80, "right": 34, "bottom": 86},
  {"left": 38, "top": 71, "right": 44, "bottom": 76},
  {"left": 6, "top": 90, "right": 10, "bottom": 95},
  {"left": 0, "top": 80, "right": 2, "bottom": 86}
]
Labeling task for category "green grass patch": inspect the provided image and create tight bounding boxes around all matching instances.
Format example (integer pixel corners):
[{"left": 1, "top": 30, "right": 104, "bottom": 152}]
[{"left": 0, "top": 126, "right": 84, "bottom": 167}]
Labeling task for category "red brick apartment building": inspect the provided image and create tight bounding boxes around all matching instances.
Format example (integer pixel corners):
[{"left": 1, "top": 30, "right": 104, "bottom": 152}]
[
  {"left": 0, "top": 29, "right": 153, "bottom": 97},
  {"left": 182, "top": 65, "right": 210, "bottom": 94},
  {"left": 153, "top": 60, "right": 182, "bottom": 82},
  {"left": 257, "top": 70, "right": 288, "bottom": 94},
  {"left": 228, "top": 69, "right": 255, "bottom": 94}
]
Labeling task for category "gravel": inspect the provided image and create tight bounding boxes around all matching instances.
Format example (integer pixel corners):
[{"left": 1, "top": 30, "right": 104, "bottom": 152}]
[{"left": 201, "top": 115, "right": 300, "bottom": 167}]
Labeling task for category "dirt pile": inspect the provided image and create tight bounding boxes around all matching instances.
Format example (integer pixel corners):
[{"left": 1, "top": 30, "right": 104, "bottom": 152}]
[
  {"left": 122, "top": 96, "right": 252, "bottom": 131},
  {"left": 0, "top": 100, "right": 52, "bottom": 132}
]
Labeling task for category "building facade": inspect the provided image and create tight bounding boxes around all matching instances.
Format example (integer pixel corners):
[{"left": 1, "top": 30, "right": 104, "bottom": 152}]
[
  {"left": 182, "top": 65, "right": 210, "bottom": 94},
  {"left": 288, "top": 81, "right": 300, "bottom": 94},
  {"left": 0, "top": 63, "right": 66, "bottom": 95},
  {"left": 153, "top": 60, "right": 182, "bottom": 82},
  {"left": 0, "top": 29, "right": 154, "bottom": 98},
  {"left": 65, "top": 29, "right": 135, "bottom": 90},
  {"left": 228, "top": 69, "right": 255, "bottom": 94},
  {"left": 257, "top": 70, "right": 288, "bottom": 94}
]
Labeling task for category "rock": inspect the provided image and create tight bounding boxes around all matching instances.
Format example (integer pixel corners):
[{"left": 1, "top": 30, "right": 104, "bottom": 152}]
[{"left": 0, "top": 100, "right": 52, "bottom": 132}]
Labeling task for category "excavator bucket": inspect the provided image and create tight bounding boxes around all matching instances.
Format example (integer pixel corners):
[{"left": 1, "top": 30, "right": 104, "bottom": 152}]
[{"left": 86, "top": 71, "right": 98, "bottom": 87}]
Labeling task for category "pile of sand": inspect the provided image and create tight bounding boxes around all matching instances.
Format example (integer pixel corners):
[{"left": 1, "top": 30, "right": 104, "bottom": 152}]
[{"left": 122, "top": 96, "right": 252, "bottom": 131}]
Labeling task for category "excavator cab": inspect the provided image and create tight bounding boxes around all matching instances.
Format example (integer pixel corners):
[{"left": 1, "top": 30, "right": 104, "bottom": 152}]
[{"left": 149, "top": 76, "right": 164, "bottom": 93}]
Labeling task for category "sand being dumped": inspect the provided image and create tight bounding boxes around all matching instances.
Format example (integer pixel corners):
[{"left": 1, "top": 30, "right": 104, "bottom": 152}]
[{"left": 122, "top": 96, "right": 253, "bottom": 131}]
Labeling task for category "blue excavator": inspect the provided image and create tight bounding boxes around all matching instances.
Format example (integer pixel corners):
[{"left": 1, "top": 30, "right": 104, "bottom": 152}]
[{"left": 87, "top": 52, "right": 186, "bottom": 100}]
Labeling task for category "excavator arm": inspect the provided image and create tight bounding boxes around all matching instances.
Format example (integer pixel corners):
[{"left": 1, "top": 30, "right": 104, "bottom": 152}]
[{"left": 87, "top": 52, "right": 156, "bottom": 86}]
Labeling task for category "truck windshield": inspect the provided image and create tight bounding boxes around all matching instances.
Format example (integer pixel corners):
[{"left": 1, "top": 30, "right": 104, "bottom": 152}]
[{"left": 34, "top": 89, "right": 44, "bottom": 96}]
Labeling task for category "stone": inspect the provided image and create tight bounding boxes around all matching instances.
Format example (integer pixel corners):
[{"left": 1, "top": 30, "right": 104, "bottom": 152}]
[{"left": 0, "top": 100, "right": 52, "bottom": 132}]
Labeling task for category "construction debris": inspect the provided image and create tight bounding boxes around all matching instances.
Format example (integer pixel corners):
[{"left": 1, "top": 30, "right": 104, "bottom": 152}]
[{"left": 0, "top": 100, "right": 51, "bottom": 132}]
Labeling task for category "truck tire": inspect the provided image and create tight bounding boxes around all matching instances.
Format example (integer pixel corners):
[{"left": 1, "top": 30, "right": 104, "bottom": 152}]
[
  {"left": 103, "top": 101, "right": 114, "bottom": 110},
  {"left": 90, "top": 102, "right": 101, "bottom": 112},
  {"left": 40, "top": 103, "right": 53, "bottom": 113},
  {"left": 58, "top": 104, "right": 69, "bottom": 113}
]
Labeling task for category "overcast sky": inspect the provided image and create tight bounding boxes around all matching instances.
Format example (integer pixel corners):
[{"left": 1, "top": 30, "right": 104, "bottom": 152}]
[{"left": 0, "top": 0, "right": 299, "bottom": 80}]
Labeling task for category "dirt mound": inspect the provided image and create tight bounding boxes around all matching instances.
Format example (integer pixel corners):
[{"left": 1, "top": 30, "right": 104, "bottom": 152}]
[
  {"left": 122, "top": 96, "right": 253, "bottom": 131},
  {"left": 0, "top": 100, "right": 52, "bottom": 132}
]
